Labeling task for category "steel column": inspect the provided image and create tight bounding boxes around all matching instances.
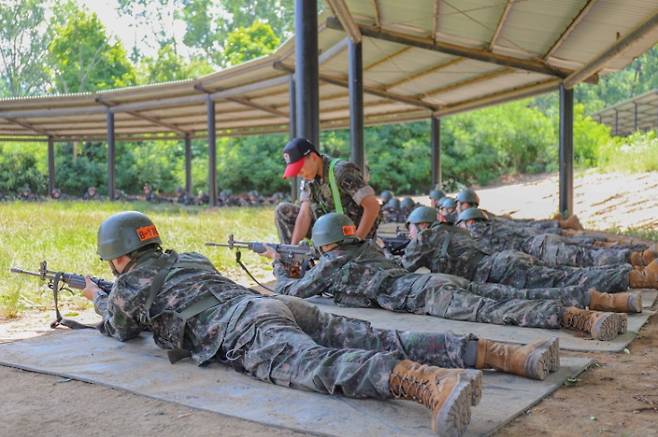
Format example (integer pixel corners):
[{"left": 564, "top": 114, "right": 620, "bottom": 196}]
[
  {"left": 633, "top": 102, "right": 639, "bottom": 132},
  {"left": 207, "top": 96, "right": 217, "bottom": 207},
  {"left": 184, "top": 133, "right": 192, "bottom": 201},
  {"left": 559, "top": 84, "right": 574, "bottom": 218},
  {"left": 106, "top": 111, "right": 116, "bottom": 200},
  {"left": 47, "top": 136, "right": 56, "bottom": 196},
  {"left": 348, "top": 39, "right": 365, "bottom": 173},
  {"left": 614, "top": 109, "right": 619, "bottom": 135},
  {"left": 288, "top": 74, "right": 298, "bottom": 201},
  {"left": 431, "top": 116, "right": 441, "bottom": 188},
  {"left": 294, "top": 0, "right": 319, "bottom": 146}
]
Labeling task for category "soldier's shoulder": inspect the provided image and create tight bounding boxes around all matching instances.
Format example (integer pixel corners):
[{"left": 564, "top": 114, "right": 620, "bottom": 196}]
[{"left": 334, "top": 160, "right": 363, "bottom": 179}]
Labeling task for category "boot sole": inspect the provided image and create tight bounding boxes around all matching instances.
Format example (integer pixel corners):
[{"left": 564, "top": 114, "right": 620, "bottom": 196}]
[
  {"left": 628, "top": 293, "right": 643, "bottom": 313},
  {"left": 591, "top": 313, "right": 626, "bottom": 341},
  {"left": 462, "top": 369, "right": 483, "bottom": 406},
  {"left": 523, "top": 338, "right": 560, "bottom": 381},
  {"left": 433, "top": 377, "right": 473, "bottom": 437}
]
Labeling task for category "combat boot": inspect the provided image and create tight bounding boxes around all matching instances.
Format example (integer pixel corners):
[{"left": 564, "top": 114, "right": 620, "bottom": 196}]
[
  {"left": 560, "top": 307, "right": 627, "bottom": 341},
  {"left": 589, "top": 289, "right": 642, "bottom": 313},
  {"left": 629, "top": 250, "right": 658, "bottom": 267},
  {"left": 475, "top": 338, "right": 560, "bottom": 381},
  {"left": 558, "top": 215, "right": 584, "bottom": 231},
  {"left": 389, "top": 360, "right": 482, "bottom": 436},
  {"left": 629, "top": 259, "right": 658, "bottom": 289}
]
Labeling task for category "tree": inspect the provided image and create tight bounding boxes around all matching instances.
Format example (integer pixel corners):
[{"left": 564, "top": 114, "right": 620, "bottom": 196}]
[
  {"left": 0, "top": 0, "right": 50, "bottom": 96},
  {"left": 224, "top": 21, "right": 280, "bottom": 66},
  {"left": 48, "top": 7, "right": 136, "bottom": 93},
  {"left": 136, "top": 44, "right": 214, "bottom": 84}
]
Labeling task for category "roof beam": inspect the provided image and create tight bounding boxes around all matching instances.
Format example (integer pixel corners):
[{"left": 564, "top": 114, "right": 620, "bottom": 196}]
[
  {"left": 489, "top": 0, "right": 514, "bottom": 50},
  {"left": 434, "top": 79, "right": 560, "bottom": 117},
  {"left": 326, "top": 16, "right": 571, "bottom": 78},
  {"left": 371, "top": 0, "right": 382, "bottom": 29},
  {"left": 544, "top": 0, "right": 599, "bottom": 60},
  {"left": 384, "top": 58, "right": 464, "bottom": 91},
  {"left": 563, "top": 10, "right": 658, "bottom": 88},
  {"left": 2, "top": 117, "right": 52, "bottom": 136},
  {"left": 0, "top": 106, "right": 107, "bottom": 119},
  {"left": 96, "top": 97, "right": 189, "bottom": 135},
  {"left": 318, "top": 37, "right": 350, "bottom": 65},
  {"left": 365, "top": 46, "right": 413, "bottom": 71},
  {"left": 433, "top": 0, "right": 441, "bottom": 40},
  {"left": 195, "top": 84, "right": 289, "bottom": 118},
  {"left": 274, "top": 62, "right": 438, "bottom": 111},
  {"left": 325, "top": 0, "right": 362, "bottom": 43},
  {"left": 423, "top": 68, "right": 514, "bottom": 99}
]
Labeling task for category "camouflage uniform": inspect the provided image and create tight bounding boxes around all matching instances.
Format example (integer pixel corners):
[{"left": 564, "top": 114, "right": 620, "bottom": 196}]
[
  {"left": 466, "top": 221, "right": 634, "bottom": 267},
  {"left": 275, "top": 157, "right": 380, "bottom": 243},
  {"left": 274, "top": 240, "right": 595, "bottom": 329},
  {"left": 482, "top": 209, "right": 562, "bottom": 234},
  {"left": 94, "top": 249, "right": 473, "bottom": 399},
  {"left": 382, "top": 206, "right": 405, "bottom": 224},
  {"left": 402, "top": 223, "right": 632, "bottom": 292}
]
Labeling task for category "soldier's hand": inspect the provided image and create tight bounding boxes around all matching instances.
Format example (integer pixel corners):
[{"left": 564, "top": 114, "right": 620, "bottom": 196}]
[
  {"left": 82, "top": 276, "right": 103, "bottom": 301},
  {"left": 261, "top": 245, "right": 281, "bottom": 260}
]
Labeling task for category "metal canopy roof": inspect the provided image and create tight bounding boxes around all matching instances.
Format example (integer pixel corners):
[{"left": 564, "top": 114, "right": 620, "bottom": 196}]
[
  {"left": 592, "top": 88, "right": 658, "bottom": 136},
  {"left": 1, "top": 0, "right": 657, "bottom": 142}
]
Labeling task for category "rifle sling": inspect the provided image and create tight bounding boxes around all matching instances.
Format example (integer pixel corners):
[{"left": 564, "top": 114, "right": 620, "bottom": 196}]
[{"left": 328, "top": 158, "right": 344, "bottom": 215}]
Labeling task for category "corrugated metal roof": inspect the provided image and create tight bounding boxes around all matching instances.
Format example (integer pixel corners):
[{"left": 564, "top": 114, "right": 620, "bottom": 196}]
[{"left": 0, "top": 1, "right": 657, "bottom": 141}]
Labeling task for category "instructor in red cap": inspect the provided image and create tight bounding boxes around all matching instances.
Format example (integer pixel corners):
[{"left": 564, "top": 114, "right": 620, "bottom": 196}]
[{"left": 275, "top": 138, "right": 381, "bottom": 244}]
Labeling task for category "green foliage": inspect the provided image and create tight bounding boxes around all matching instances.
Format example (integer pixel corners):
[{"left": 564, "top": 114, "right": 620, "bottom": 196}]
[
  {"left": 48, "top": 7, "right": 135, "bottom": 93},
  {"left": 572, "top": 104, "right": 612, "bottom": 167},
  {"left": 136, "top": 45, "right": 214, "bottom": 84},
  {"left": 224, "top": 20, "right": 281, "bottom": 66},
  {"left": 0, "top": 0, "right": 50, "bottom": 96},
  {"left": 0, "top": 145, "right": 47, "bottom": 194},
  {"left": 596, "top": 131, "right": 658, "bottom": 173}
]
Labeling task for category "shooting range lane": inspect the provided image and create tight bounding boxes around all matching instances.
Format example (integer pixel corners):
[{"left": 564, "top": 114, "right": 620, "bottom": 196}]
[
  {"left": 301, "top": 290, "right": 657, "bottom": 353},
  {"left": 0, "top": 329, "right": 591, "bottom": 436}
]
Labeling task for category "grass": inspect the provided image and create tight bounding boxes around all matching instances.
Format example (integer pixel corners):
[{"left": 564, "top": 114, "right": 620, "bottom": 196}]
[{"left": 0, "top": 201, "right": 277, "bottom": 319}]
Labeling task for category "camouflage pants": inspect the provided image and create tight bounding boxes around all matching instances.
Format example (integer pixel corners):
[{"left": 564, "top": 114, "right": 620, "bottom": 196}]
[
  {"left": 377, "top": 274, "right": 563, "bottom": 329},
  {"left": 273, "top": 295, "right": 472, "bottom": 369},
  {"left": 274, "top": 202, "right": 312, "bottom": 244},
  {"left": 474, "top": 250, "right": 631, "bottom": 292},
  {"left": 522, "top": 234, "right": 631, "bottom": 267}
]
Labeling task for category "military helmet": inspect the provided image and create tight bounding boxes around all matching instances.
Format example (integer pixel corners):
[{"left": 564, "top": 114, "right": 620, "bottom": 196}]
[
  {"left": 429, "top": 189, "right": 446, "bottom": 201},
  {"left": 456, "top": 188, "right": 480, "bottom": 206},
  {"left": 97, "top": 211, "right": 162, "bottom": 260},
  {"left": 385, "top": 197, "right": 400, "bottom": 209},
  {"left": 380, "top": 190, "right": 394, "bottom": 203},
  {"left": 311, "top": 213, "right": 358, "bottom": 248},
  {"left": 456, "top": 207, "right": 489, "bottom": 224},
  {"left": 400, "top": 197, "right": 415, "bottom": 210},
  {"left": 439, "top": 197, "right": 457, "bottom": 209},
  {"left": 406, "top": 206, "right": 438, "bottom": 225}
]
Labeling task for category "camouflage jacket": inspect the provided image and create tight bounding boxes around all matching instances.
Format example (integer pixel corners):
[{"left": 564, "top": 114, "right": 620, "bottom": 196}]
[
  {"left": 94, "top": 249, "right": 263, "bottom": 365},
  {"left": 401, "top": 223, "right": 488, "bottom": 277},
  {"left": 300, "top": 156, "right": 380, "bottom": 239},
  {"left": 273, "top": 240, "right": 469, "bottom": 311},
  {"left": 483, "top": 209, "right": 561, "bottom": 234},
  {"left": 465, "top": 221, "right": 535, "bottom": 252}
]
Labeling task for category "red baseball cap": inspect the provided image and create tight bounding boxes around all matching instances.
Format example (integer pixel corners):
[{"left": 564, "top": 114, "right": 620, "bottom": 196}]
[{"left": 282, "top": 138, "right": 318, "bottom": 178}]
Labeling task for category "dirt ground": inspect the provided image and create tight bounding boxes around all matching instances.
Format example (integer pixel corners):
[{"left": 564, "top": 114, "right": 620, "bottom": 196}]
[{"left": 2, "top": 171, "right": 658, "bottom": 436}]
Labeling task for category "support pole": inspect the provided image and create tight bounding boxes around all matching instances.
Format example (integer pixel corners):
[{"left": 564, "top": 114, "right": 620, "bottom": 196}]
[
  {"left": 207, "top": 96, "right": 217, "bottom": 207},
  {"left": 559, "top": 84, "right": 574, "bottom": 218},
  {"left": 47, "top": 136, "right": 55, "bottom": 196},
  {"left": 295, "top": 0, "right": 319, "bottom": 146},
  {"left": 184, "top": 133, "right": 192, "bottom": 201},
  {"left": 633, "top": 102, "right": 639, "bottom": 132},
  {"left": 107, "top": 112, "right": 116, "bottom": 200},
  {"left": 288, "top": 74, "right": 298, "bottom": 201},
  {"left": 431, "top": 116, "right": 441, "bottom": 188},
  {"left": 348, "top": 39, "right": 365, "bottom": 173},
  {"left": 614, "top": 109, "right": 619, "bottom": 136}
]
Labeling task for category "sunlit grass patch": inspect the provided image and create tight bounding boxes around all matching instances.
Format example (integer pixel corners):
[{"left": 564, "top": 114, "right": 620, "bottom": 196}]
[{"left": 0, "top": 200, "right": 276, "bottom": 318}]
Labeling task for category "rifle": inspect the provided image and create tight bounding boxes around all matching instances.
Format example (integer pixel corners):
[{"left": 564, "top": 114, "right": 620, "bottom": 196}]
[
  {"left": 10, "top": 261, "right": 113, "bottom": 329},
  {"left": 206, "top": 235, "right": 318, "bottom": 288},
  {"left": 380, "top": 234, "right": 410, "bottom": 256}
]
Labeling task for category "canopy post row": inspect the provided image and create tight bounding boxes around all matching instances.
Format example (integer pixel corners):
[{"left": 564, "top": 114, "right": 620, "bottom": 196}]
[
  {"left": 288, "top": 74, "right": 298, "bottom": 201},
  {"left": 184, "top": 134, "right": 192, "bottom": 201},
  {"left": 107, "top": 111, "right": 116, "bottom": 200},
  {"left": 348, "top": 39, "right": 365, "bottom": 174},
  {"left": 294, "top": 0, "right": 319, "bottom": 147},
  {"left": 207, "top": 96, "right": 218, "bottom": 207},
  {"left": 559, "top": 84, "right": 574, "bottom": 218},
  {"left": 47, "top": 136, "right": 55, "bottom": 196},
  {"left": 431, "top": 116, "right": 441, "bottom": 189}
]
